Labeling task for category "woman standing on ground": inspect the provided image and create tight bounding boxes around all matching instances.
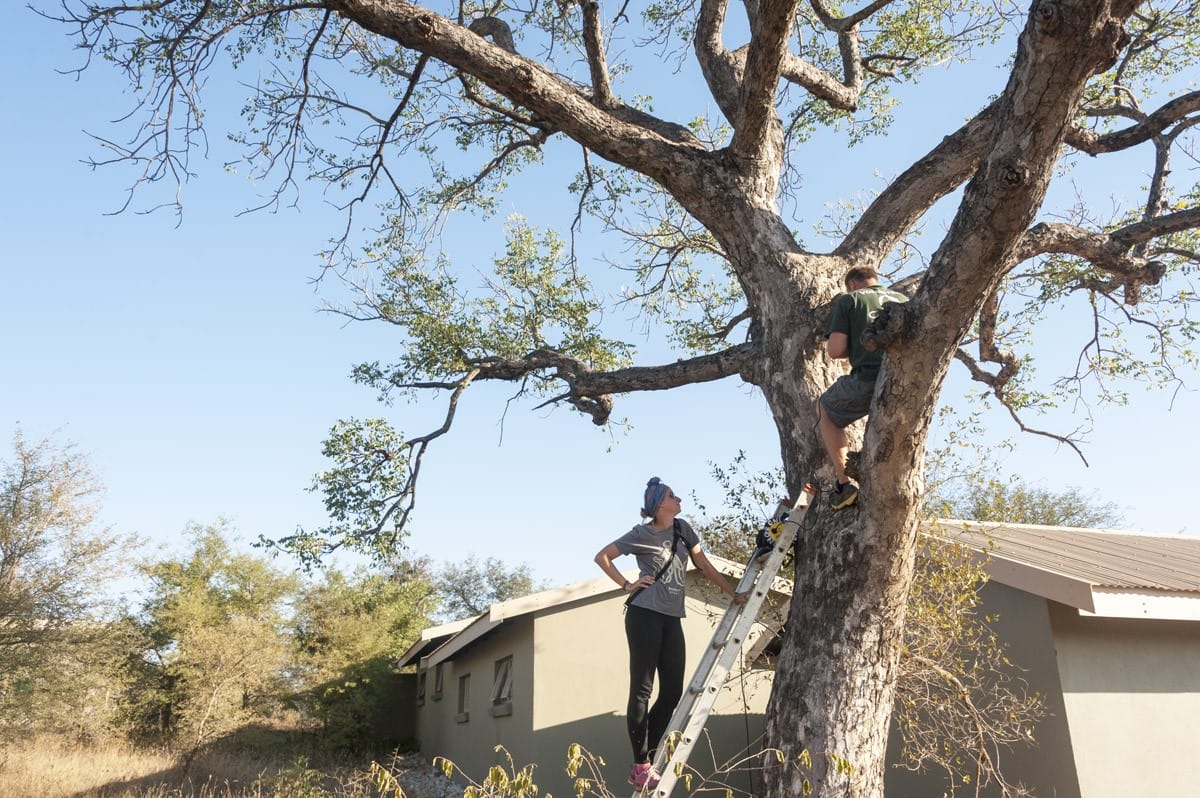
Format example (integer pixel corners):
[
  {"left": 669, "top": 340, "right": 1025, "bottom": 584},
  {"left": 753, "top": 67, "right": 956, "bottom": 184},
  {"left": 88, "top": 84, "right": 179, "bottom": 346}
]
[{"left": 594, "top": 477, "right": 747, "bottom": 792}]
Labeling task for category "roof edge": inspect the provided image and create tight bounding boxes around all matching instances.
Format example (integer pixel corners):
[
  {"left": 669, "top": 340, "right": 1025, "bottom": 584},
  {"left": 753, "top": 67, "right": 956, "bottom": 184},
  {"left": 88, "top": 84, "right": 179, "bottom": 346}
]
[
  {"left": 927, "top": 530, "right": 1098, "bottom": 612},
  {"left": 1082, "top": 588, "right": 1200, "bottom": 622},
  {"left": 421, "top": 614, "right": 502, "bottom": 669},
  {"left": 394, "top": 615, "right": 478, "bottom": 668}
]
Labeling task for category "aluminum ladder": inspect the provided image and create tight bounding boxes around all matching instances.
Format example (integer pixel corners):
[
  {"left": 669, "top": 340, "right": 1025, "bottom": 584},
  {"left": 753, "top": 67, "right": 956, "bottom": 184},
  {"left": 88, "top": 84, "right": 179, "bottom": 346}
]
[{"left": 636, "top": 487, "right": 815, "bottom": 798}]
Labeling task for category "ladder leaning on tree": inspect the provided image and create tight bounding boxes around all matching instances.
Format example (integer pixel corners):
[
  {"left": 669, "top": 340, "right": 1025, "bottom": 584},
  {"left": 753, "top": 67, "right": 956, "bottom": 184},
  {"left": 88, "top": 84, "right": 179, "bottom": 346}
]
[{"left": 635, "top": 487, "right": 816, "bottom": 798}]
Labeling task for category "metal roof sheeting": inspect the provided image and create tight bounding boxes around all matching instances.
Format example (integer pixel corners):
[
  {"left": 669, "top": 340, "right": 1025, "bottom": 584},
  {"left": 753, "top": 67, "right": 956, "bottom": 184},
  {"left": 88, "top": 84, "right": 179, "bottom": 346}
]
[{"left": 931, "top": 520, "right": 1200, "bottom": 594}]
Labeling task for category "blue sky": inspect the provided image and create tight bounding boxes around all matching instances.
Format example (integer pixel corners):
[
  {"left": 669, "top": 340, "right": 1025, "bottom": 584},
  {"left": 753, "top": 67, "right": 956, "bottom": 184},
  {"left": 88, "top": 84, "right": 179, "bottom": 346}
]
[{"left": 4, "top": 8, "right": 1197, "bottom": 590}]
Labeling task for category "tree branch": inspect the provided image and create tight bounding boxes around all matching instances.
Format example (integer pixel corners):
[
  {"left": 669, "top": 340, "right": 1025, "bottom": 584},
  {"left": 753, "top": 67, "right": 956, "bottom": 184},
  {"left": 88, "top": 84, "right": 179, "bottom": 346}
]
[
  {"left": 729, "top": 0, "right": 796, "bottom": 160},
  {"left": 837, "top": 100, "right": 1000, "bottom": 265},
  {"left": 953, "top": 349, "right": 1089, "bottom": 464},
  {"left": 1066, "top": 90, "right": 1200, "bottom": 154},
  {"left": 578, "top": 0, "right": 615, "bottom": 108},
  {"left": 1015, "top": 217, "right": 1192, "bottom": 304},
  {"left": 695, "top": 0, "right": 743, "bottom": 123},
  {"left": 455, "top": 343, "right": 758, "bottom": 424},
  {"left": 327, "top": 0, "right": 707, "bottom": 181}
]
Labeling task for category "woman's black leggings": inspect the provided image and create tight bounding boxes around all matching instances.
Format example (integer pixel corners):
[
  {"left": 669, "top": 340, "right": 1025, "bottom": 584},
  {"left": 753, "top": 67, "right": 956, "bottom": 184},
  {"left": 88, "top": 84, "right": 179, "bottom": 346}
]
[{"left": 624, "top": 605, "right": 686, "bottom": 764}]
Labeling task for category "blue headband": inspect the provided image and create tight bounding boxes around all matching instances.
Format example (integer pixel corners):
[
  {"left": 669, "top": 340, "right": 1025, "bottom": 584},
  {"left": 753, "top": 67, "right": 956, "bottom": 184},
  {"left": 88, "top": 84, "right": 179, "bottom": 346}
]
[{"left": 643, "top": 477, "right": 671, "bottom": 518}]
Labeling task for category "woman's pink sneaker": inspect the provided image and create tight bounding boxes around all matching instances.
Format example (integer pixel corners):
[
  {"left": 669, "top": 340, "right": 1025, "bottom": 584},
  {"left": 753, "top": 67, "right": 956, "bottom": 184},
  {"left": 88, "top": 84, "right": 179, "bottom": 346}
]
[{"left": 627, "top": 763, "right": 660, "bottom": 792}]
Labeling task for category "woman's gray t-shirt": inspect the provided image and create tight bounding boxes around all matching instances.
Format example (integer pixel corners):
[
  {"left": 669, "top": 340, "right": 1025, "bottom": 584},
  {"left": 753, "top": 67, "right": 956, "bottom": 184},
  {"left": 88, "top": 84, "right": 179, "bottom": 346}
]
[{"left": 613, "top": 518, "right": 701, "bottom": 618}]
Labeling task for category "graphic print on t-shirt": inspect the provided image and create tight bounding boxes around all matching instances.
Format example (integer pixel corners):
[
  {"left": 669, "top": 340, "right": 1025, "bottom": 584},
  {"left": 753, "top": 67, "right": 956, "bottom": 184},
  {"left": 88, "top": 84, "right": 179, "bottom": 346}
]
[{"left": 658, "top": 538, "right": 685, "bottom": 595}]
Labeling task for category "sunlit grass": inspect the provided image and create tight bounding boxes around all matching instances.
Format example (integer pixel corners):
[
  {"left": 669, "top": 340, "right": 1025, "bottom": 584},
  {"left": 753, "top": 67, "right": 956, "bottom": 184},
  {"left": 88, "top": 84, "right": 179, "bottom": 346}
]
[{"left": 0, "top": 735, "right": 442, "bottom": 798}]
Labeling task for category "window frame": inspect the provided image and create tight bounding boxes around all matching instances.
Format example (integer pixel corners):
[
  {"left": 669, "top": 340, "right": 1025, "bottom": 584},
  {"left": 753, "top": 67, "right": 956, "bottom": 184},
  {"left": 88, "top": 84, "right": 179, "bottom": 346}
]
[
  {"left": 490, "top": 655, "right": 514, "bottom": 717},
  {"left": 455, "top": 672, "right": 470, "bottom": 723}
]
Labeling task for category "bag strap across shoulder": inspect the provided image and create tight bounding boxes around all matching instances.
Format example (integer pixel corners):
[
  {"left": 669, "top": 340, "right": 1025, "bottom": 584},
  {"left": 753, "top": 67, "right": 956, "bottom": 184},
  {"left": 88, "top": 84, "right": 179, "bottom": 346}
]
[{"left": 625, "top": 519, "right": 683, "bottom": 607}]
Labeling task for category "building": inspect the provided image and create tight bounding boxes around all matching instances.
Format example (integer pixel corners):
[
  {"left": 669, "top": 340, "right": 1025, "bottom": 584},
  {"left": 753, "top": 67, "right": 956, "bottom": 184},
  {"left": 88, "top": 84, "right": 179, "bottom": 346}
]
[
  {"left": 398, "top": 522, "right": 1200, "bottom": 797},
  {"left": 396, "top": 555, "right": 785, "bottom": 797}
]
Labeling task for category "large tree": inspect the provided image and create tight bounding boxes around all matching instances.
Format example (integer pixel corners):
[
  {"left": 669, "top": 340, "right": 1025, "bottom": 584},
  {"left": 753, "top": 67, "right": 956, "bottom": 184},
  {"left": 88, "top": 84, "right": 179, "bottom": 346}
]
[{"left": 50, "top": 1, "right": 1200, "bottom": 795}]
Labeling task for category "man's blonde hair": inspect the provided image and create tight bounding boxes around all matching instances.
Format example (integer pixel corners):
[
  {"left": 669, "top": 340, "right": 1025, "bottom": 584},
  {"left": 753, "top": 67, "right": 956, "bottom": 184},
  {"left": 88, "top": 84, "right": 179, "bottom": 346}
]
[{"left": 843, "top": 266, "right": 879, "bottom": 289}]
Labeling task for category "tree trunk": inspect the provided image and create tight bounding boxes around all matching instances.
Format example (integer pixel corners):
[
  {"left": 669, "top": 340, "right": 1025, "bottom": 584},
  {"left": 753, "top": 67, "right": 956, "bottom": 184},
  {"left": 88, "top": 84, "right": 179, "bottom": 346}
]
[
  {"left": 762, "top": 485, "right": 923, "bottom": 796},
  {"left": 753, "top": 313, "right": 924, "bottom": 797},
  {"left": 756, "top": 3, "right": 1138, "bottom": 796}
]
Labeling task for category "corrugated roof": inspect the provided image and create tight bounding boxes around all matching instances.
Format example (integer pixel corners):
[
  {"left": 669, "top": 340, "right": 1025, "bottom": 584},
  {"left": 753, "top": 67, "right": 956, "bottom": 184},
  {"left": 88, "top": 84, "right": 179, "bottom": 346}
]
[
  {"left": 401, "top": 526, "right": 1200, "bottom": 670},
  {"left": 931, "top": 520, "right": 1200, "bottom": 594},
  {"left": 394, "top": 615, "right": 477, "bottom": 668}
]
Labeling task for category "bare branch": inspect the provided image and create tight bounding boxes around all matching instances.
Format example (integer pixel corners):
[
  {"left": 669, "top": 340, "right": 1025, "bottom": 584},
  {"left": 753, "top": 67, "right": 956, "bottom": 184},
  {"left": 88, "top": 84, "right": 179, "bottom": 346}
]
[
  {"left": 1067, "top": 90, "right": 1200, "bottom": 154},
  {"left": 578, "top": 0, "right": 615, "bottom": 108},
  {"left": 729, "top": 0, "right": 795, "bottom": 160},
  {"left": 953, "top": 349, "right": 1089, "bottom": 464},
  {"left": 904, "top": 654, "right": 1033, "bottom": 798}
]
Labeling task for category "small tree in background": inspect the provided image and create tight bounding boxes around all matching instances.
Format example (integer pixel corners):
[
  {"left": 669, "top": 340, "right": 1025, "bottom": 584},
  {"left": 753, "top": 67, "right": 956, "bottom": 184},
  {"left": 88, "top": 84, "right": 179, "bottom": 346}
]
[
  {"left": 932, "top": 476, "right": 1124, "bottom": 528},
  {"left": 292, "top": 560, "right": 437, "bottom": 751},
  {"left": 132, "top": 522, "right": 299, "bottom": 763},
  {"left": 0, "top": 429, "right": 140, "bottom": 742},
  {"left": 433, "top": 555, "right": 546, "bottom": 622}
]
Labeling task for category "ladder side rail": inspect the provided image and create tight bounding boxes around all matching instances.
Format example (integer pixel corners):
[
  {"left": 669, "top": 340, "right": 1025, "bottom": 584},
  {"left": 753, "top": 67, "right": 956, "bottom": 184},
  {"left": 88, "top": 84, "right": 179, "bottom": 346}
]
[
  {"left": 678, "top": 552, "right": 768, "bottom": 698},
  {"left": 664, "top": 538, "right": 780, "bottom": 718},
  {"left": 677, "top": 506, "right": 801, "bottom": 701}
]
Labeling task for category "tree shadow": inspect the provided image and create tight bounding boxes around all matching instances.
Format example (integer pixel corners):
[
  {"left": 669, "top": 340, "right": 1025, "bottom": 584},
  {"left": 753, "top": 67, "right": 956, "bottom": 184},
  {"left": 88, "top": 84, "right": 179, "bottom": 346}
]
[{"left": 70, "top": 724, "right": 365, "bottom": 798}]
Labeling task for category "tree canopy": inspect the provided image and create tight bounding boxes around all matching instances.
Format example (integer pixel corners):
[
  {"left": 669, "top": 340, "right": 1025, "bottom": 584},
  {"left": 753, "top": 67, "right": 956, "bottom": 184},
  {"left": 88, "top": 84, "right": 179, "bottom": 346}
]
[
  {"left": 432, "top": 554, "right": 546, "bottom": 621},
  {"left": 0, "top": 429, "right": 139, "bottom": 741},
  {"left": 47, "top": 1, "right": 1200, "bottom": 795}
]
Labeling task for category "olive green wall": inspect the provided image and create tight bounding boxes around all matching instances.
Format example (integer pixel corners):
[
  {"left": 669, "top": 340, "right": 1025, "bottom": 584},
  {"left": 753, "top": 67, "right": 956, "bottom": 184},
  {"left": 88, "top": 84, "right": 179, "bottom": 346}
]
[
  {"left": 415, "top": 624, "right": 536, "bottom": 787},
  {"left": 1050, "top": 602, "right": 1200, "bottom": 798},
  {"left": 883, "top": 581, "right": 1083, "bottom": 798}
]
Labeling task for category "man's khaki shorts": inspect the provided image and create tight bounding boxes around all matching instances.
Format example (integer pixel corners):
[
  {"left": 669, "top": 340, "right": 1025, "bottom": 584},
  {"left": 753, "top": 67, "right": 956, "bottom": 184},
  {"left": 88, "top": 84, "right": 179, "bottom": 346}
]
[{"left": 819, "top": 373, "right": 876, "bottom": 428}]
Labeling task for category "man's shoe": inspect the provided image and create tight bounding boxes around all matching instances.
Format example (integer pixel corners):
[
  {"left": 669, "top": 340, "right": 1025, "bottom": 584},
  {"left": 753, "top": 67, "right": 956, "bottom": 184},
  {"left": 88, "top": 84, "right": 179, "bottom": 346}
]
[{"left": 829, "top": 482, "right": 859, "bottom": 510}]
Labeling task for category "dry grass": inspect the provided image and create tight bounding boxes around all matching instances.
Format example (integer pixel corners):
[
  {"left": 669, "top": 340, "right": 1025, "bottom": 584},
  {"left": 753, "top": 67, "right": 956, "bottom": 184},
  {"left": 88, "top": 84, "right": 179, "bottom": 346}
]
[
  {"left": 1, "top": 737, "right": 176, "bottom": 797},
  {"left": 0, "top": 736, "right": 414, "bottom": 798}
]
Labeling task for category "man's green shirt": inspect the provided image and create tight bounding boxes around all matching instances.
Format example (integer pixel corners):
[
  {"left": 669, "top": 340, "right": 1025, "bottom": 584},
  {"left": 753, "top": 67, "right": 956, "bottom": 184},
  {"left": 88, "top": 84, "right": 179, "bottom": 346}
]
[{"left": 825, "top": 285, "right": 909, "bottom": 380}]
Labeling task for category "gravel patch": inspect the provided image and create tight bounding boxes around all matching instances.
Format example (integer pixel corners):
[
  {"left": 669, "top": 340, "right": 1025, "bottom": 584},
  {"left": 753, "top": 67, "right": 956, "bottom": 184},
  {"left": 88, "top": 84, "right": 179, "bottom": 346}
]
[{"left": 387, "top": 753, "right": 466, "bottom": 798}]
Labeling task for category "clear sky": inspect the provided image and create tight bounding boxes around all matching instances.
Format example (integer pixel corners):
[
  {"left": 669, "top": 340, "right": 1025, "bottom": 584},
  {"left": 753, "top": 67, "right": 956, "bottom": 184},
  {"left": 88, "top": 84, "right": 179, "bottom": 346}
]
[{"left": 4, "top": 8, "right": 1196, "bottom": 592}]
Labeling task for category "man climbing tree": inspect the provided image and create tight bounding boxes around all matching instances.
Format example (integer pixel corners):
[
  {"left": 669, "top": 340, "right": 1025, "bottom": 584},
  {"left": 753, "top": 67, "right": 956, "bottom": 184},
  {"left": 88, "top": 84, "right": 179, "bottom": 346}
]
[
  {"left": 47, "top": 1, "right": 1200, "bottom": 796},
  {"left": 818, "top": 266, "right": 908, "bottom": 510}
]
